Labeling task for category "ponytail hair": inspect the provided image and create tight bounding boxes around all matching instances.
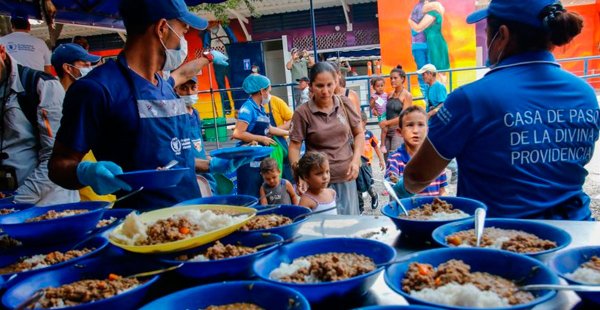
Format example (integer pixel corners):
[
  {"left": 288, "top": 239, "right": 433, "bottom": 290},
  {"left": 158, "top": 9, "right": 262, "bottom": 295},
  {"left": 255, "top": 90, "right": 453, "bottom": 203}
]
[{"left": 540, "top": 4, "right": 583, "bottom": 46}]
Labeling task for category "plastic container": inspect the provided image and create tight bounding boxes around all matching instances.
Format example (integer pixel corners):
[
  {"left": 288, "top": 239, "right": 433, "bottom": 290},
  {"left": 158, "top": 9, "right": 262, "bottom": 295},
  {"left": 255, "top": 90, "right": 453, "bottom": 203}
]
[{"left": 203, "top": 117, "right": 228, "bottom": 142}]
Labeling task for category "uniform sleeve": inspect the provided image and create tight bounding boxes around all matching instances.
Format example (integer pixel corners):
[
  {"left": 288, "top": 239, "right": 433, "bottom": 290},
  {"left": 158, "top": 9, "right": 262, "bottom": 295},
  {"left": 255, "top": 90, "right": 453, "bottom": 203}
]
[
  {"left": 15, "top": 79, "right": 66, "bottom": 203},
  {"left": 237, "top": 103, "right": 254, "bottom": 125},
  {"left": 427, "top": 88, "right": 474, "bottom": 160},
  {"left": 56, "top": 79, "right": 108, "bottom": 154},
  {"left": 289, "top": 108, "right": 307, "bottom": 143}
]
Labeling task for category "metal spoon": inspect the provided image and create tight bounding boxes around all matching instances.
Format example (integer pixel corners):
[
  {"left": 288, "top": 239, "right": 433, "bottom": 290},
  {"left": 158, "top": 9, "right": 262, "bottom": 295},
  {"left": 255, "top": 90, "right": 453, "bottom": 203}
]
[
  {"left": 519, "top": 284, "right": 600, "bottom": 292},
  {"left": 15, "top": 289, "right": 44, "bottom": 310},
  {"left": 383, "top": 180, "right": 409, "bottom": 216},
  {"left": 125, "top": 263, "right": 184, "bottom": 279},
  {"left": 254, "top": 235, "right": 301, "bottom": 250},
  {"left": 376, "top": 253, "right": 419, "bottom": 268},
  {"left": 161, "top": 160, "right": 179, "bottom": 170},
  {"left": 474, "top": 207, "right": 486, "bottom": 247},
  {"left": 114, "top": 186, "right": 144, "bottom": 204},
  {"left": 292, "top": 206, "right": 337, "bottom": 222}
]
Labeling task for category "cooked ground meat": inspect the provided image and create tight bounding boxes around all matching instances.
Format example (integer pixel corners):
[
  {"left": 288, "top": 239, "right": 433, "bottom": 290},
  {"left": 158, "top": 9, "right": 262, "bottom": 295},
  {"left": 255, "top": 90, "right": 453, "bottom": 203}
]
[
  {"left": 239, "top": 214, "right": 292, "bottom": 231},
  {"left": 35, "top": 277, "right": 140, "bottom": 308},
  {"left": 26, "top": 209, "right": 89, "bottom": 222},
  {"left": 402, "top": 259, "right": 535, "bottom": 305},
  {"left": 280, "top": 252, "right": 376, "bottom": 283},
  {"left": 96, "top": 217, "right": 117, "bottom": 228},
  {"left": 446, "top": 227, "right": 557, "bottom": 253},
  {"left": 206, "top": 303, "right": 264, "bottom": 310},
  {"left": 0, "top": 208, "right": 17, "bottom": 215},
  {"left": 140, "top": 217, "right": 201, "bottom": 245},
  {"left": 400, "top": 198, "right": 463, "bottom": 220},
  {"left": 0, "top": 234, "right": 21, "bottom": 250},
  {"left": 0, "top": 248, "right": 94, "bottom": 274},
  {"left": 177, "top": 241, "right": 256, "bottom": 261},
  {"left": 582, "top": 256, "right": 600, "bottom": 272}
]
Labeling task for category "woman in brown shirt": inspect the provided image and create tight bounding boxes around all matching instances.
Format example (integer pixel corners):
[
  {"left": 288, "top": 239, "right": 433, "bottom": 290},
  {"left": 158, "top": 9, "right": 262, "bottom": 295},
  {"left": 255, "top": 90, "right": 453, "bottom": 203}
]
[{"left": 289, "top": 62, "right": 365, "bottom": 215}]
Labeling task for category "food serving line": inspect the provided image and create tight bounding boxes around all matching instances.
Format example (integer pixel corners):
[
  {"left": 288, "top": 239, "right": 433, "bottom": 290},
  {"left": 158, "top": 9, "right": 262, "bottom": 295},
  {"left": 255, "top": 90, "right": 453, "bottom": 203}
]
[{"left": 296, "top": 214, "right": 600, "bottom": 309}]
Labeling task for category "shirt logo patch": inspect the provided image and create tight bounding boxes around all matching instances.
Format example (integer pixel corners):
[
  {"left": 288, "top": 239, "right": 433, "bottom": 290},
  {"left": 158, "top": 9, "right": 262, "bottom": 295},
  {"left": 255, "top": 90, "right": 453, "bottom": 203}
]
[
  {"left": 337, "top": 113, "right": 347, "bottom": 125},
  {"left": 171, "top": 137, "right": 182, "bottom": 155}
]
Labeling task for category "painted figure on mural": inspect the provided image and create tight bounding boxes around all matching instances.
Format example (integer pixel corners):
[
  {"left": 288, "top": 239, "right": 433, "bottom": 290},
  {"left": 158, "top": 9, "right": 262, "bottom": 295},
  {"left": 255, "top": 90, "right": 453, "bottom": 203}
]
[
  {"left": 409, "top": 0, "right": 429, "bottom": 100},
  {"left": 203, "top": 22, "right": 237, "bottom": 115},
  {"left": 408, "top": 0, "right": 449, "bottom": 84}
]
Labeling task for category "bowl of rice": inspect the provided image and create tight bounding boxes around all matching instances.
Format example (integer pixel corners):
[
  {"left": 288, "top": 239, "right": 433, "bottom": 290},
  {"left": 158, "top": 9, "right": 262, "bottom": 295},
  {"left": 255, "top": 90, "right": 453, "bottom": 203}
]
[
  {"left": 108, "top": 205, "right": 256, "bottom": 253},
  {"left": 92, "top": 209, "right": 135, "bottom": 236},
  {"left": 0, "top": 201, "right": 110, "bottom": 244},
  {"left": 159, "top": 232, "right": 283, "bottom": 281},
  {"left": 253, "top": 237, "right": 396, "bottom": 304},
  {"left": 2, "top": 255, "right": 165, "bottom": 310},
  {"left": 381, "top": 197, "right": 486, "bottom": 243},
  {"left": 138, "top": 280, "right": 310, "bottom": 310},
  {"left": 548, "top": 246, "right": 600, "bottom": 305},
  {"left": 0, "top": 236, "right": 108, "bottom": 289},
  {"left": 0, "top": 203, "right": 34, "bottom": 219},
  {"left": 237, "top": 205, "right": 312, "bottom": 239},
  {"left": 385, "top": 248, "right": 559, "bottom": 310},
  {"left": 431, "top": 218, "right": 571, "bottom": 258},
  {"left": 175, "top": 195, "right": 258, "bottom": 208}
]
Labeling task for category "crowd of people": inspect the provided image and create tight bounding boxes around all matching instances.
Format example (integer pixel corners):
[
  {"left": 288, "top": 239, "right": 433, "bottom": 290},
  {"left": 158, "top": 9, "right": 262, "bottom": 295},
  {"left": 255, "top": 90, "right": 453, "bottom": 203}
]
[{"left": 0, "top": 0, "right": 598, "bottom": 221}]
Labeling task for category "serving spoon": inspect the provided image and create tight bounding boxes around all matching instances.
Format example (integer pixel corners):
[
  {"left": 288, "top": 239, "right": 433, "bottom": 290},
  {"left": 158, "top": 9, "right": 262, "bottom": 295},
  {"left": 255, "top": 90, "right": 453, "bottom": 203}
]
[
  {"left": 474, "top": 207, "right": 486, "bottom": 247},
  {"left": 519, "top": 284, "right": 600, "bottom": 292},
  {"left": 253, "top": 235, "right": 301, "bottom": 250},
  {"left": 292, "top": 206, "right": 337, "bottom": 222},
  {"left": 383, "top": 180, "right": 409, "bottom": 216}
]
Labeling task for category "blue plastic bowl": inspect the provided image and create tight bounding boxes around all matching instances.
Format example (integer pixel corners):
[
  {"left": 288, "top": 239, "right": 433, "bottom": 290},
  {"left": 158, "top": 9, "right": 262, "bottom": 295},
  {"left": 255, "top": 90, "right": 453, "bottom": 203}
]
[
  {"left": 159, "top": 232, "right": 283, "bottom": 281},
  {"left": 0, "top": 203, "right": 34, "bottom": 220},
  {"left": 357, "top": 306, "right": 444, "bottom": 310},
  {"left": 2, "top": 256, "right": 164, "bottom": 310},
  {"left": 0, "top": 192, "right": 17, "bottom": 206},
  {"left": 381, "top": 196, "right": 486, "bottom": 242},
  {"left": 92, "top": 209, "right": 134, "bottom": 236},
  {"left": 116, "top": 168, "right": 190, "bottom": 190},
  {"left": 548, "top": 246, "right": 600, "bottom": 305},
  {"left": 175, "top": 195, "right": 258, "bottom": 208},
  {"left": 385, "top": 248, "right": 559, "bottom": 310},
  {"left": 0, "top": 201, "right": 110, "bottom": 244},
  {"left": 253, "top": 237, "right": 396, "bottom": 304},
  {"left": 0, "top": 236, "right": 109, "bottom": 289},
  {"left": 238, "top": 205, "right": 312, "bottom": 239},
  {"left": 139, "top": 280, "right": 310, "bottom": 310},
  {"left": 432, "top": 218, "right": 571, "bottom": 257}
]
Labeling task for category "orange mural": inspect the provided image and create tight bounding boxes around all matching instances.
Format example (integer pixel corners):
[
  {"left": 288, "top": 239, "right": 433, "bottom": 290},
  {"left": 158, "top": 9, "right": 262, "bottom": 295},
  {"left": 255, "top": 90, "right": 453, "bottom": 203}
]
[{"left": 377, "top": 0, "right": 476, "bottom": 103}]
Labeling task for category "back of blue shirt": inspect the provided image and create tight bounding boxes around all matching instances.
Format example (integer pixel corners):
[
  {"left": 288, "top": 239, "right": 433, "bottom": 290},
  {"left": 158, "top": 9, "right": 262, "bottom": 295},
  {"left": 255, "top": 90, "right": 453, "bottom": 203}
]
[{"left": 428, "top": 51, "right": 600, "bottom": 219}]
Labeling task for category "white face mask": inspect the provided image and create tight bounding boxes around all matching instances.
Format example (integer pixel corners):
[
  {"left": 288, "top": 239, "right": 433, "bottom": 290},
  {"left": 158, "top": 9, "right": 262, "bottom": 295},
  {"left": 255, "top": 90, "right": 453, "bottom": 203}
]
[
  {"left": 181, "top": 94, "right": 198, "bottom": 107},
  {"left": 160, "top": 23, "right": 188, "bottom": 72},
  {"left": 67, "top": 64, "right": 93, "bottom": 80},
  {"left": 261, "top": 94, "right": 271, "bottom": 105}
]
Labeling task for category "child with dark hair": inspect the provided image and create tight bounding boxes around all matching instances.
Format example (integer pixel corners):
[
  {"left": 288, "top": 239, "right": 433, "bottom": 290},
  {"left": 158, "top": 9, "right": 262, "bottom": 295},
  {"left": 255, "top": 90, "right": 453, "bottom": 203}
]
[
  {"left": 357, "top": 112, "right": 384, "bottom": 213},
  {"left": 259, "top": 158, "right": 298, "bottom": 206},
  {"left": 369, "top": 77, "right": 387, "bottom": 122},
  {"left": 386, "top": 106, "right": 447, "bottom": 196},
  {"left": 295, "top": 152, "right": 337, "bottom": 214}
]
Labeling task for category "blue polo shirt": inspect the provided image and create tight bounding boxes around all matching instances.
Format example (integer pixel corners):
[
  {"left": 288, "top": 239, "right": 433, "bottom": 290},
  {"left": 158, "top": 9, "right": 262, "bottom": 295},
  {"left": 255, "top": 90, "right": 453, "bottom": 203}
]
[
  {"left": 57, "top": 55, "right": 200, "bottom": 210},
  {"left": 428, "top": 51, "right": 600, "bottom": 219},
  {"left": 237, "top": 97, "right": 270, "bottom": 136},
  {"left": 426, "top": 81, "right": 447, "bottom": 112}
]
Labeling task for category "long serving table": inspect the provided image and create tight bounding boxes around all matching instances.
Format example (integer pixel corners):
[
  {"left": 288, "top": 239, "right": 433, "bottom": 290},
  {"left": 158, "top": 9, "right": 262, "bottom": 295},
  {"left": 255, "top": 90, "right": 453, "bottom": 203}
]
[{"left": 296, "top": 214, "right": 600, "bottom": 309}]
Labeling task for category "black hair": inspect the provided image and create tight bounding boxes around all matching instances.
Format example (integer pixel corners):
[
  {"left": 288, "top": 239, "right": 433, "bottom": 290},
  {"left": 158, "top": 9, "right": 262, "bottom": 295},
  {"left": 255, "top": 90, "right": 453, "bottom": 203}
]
[
  {"left": 390, "top": 65, "right": 407, "bottom": 79},
  {"left": 119, "top": 0, "right": 154, "bottom": 37},
  {"left": 370, "top": 77, "right": 384, "bottom": 87},
  {"left": 487, "top": 4, "right": 583, "bottom": 51},
  {"left": 295, "top": 152, "right": 328, "bottom": 180},
  {"left": 11, "top": 18, "right": 29, "bottom": 30},
  {"left": 398, "top": 105, "right": 427, "bottom": 128},
  {"left": 72, "top": 36, "right": 90, "bottom": 51},
  {"left": 260, "top": 158, "right": 279, "bottom": 174},
  {"left": 308, "top": 62, "right": 337, "bottom": 84}
]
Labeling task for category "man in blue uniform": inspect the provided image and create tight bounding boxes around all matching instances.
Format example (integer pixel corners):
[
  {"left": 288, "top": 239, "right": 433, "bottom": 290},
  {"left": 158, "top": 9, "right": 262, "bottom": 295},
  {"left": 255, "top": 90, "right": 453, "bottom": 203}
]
[
  {"left": 49, "top": 0, "right": 246, "bottom": 210},
  {"left": 392, "top": 0, "right": 600, "bottom": 220}
]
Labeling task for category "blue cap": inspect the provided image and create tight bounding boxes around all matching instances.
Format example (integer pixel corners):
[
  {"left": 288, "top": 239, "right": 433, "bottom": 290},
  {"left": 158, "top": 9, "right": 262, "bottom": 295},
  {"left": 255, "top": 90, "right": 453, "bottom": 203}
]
[
  {"left": 242, "top": 74, "right": 271, "bottom": 94},
  {"left": 466, "top": 0, "right": 558, "bottom": 28},
  {"left": 144, "top": 0, "right": 208, "bottom": 30},
  {"left": 51, "top": 43, "right": 102, "bottom": 70}
]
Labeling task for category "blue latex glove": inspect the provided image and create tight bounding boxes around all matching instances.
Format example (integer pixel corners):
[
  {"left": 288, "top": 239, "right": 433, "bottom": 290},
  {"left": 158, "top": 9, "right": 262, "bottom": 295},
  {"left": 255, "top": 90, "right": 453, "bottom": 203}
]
[
  {"left": 76, "top": 161, "right": 132, "bottom": 195},
  {"left": 393, "top": 177, "right": 416, "bottom": 199},
  {"left": 211, "top": 50, "right": 229, "bottom": 66},
  {"left": 209, "top": 157, "right": 253, "bottom": 174}
]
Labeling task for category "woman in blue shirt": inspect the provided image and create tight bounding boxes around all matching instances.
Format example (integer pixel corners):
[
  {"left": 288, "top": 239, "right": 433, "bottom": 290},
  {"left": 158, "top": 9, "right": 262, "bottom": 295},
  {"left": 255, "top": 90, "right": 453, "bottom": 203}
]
[
  {"left": 232, "top": 74, "right": 289, "bottom": 197},
  {"left": 394, "top": 0, "right": 600, "bottom": 220}
]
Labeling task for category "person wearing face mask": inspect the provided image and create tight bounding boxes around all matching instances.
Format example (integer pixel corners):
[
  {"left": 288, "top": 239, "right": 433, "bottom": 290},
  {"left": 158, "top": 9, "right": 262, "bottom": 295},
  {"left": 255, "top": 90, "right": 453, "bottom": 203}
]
[
  {"left": 232, "top": 74, "right": 290, "bottom": 197},
  {"left": 392, "top": 0, "right": 600, "bottom": 220},
  {"left": 51, "top": 43, "right": 114, "bottom": 202},
  {"left": 48, "top": 0, "right": 252, "bottom": 211}
]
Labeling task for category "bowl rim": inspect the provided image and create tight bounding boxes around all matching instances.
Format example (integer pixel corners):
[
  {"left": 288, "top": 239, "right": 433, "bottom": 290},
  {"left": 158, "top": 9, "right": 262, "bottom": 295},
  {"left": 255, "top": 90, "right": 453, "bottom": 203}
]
[
  {"left": 138, "top": 280, "right": 310, "bottom": 309},
  {"left": 253, "top": 237, "right": 396, "bottom": 287},
  {"left": 175, "top": 194, "right": 258, "bottom": 207},
  {"left": 383, "top": 247, "right": 558, "bottom": 310},
  {"left": 381, "top": 196, "right": 486, "bottom": 223},
  {"left": 431, "top": 218, "right": 573, "bottom": 256},
  {"left": 548, "top": 245, "right": 600, "bottom": 285},
  {"left": 0, "top": 201, "right": 110, "bottom": 226}
]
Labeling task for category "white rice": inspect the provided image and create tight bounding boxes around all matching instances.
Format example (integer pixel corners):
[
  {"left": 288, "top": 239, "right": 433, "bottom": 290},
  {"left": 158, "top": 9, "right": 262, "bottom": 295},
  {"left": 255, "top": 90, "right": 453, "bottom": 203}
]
[
  {"left": 410, "top": 282, "right": 510, "bottom": 308},
  {"left": 567, "top": 267, "right": 600, "bottom": 284},
  {"left": 270, "top": 259, "right": 315, "bottom": 282},
  {"left": 428, "top": 211, "right": 469, "bottom": 221},
  {"left": 458, "top": 236, "right": 511, "bottom": 249},
  {"left": 186, "top": 254, "right": 209, "bottom": 262},
  {"left": 109, "top": 210, "right": 247, "bottom": 246},
  {"left": 21, "top": 254, "right": 50, "bottom": 271}
]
